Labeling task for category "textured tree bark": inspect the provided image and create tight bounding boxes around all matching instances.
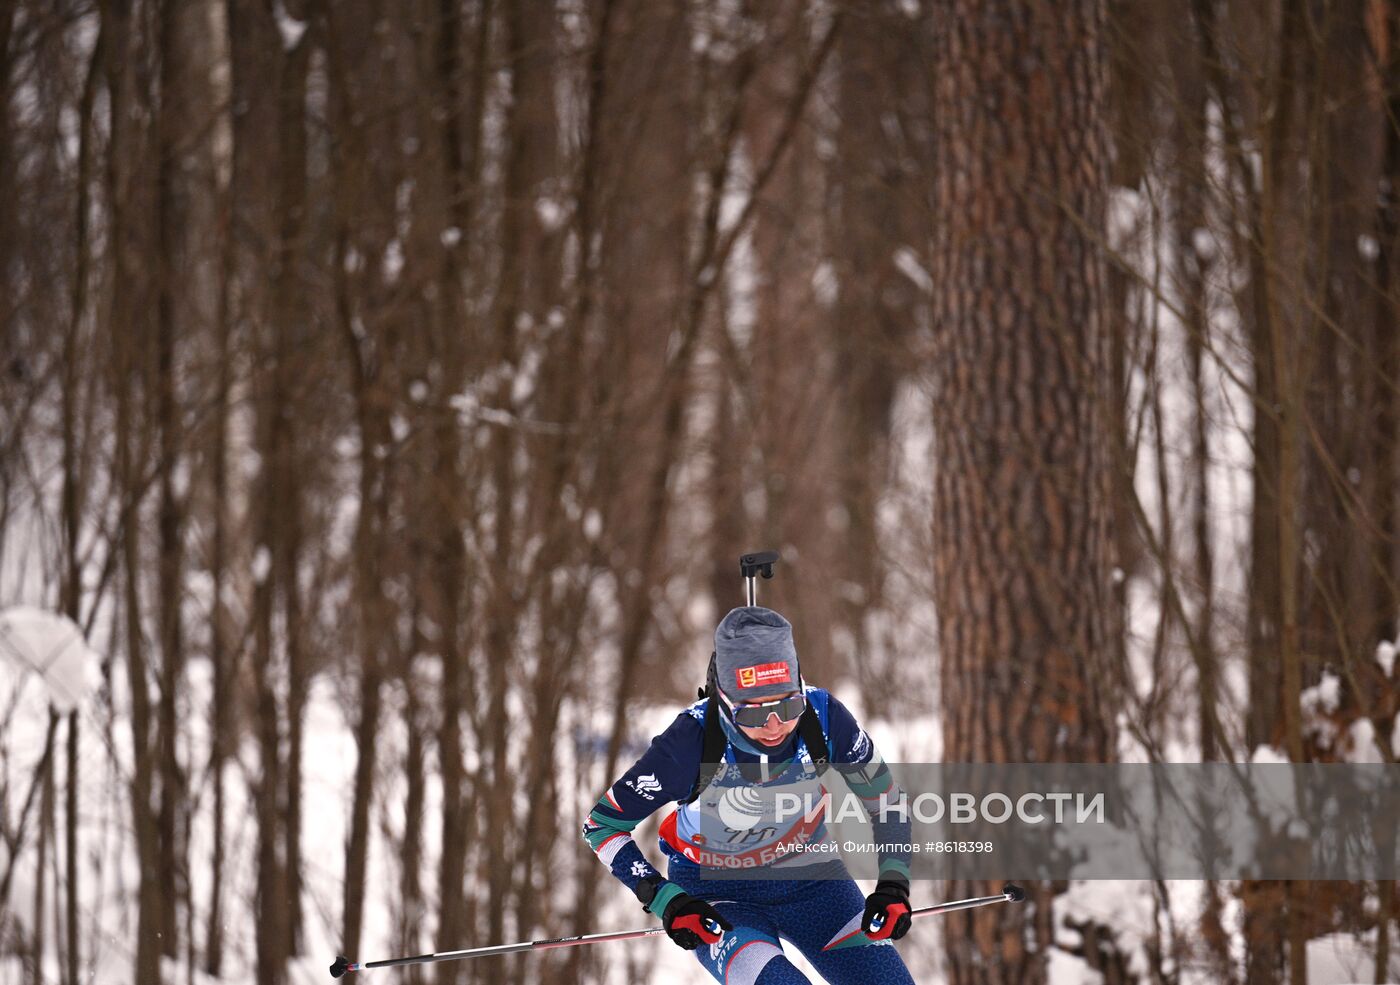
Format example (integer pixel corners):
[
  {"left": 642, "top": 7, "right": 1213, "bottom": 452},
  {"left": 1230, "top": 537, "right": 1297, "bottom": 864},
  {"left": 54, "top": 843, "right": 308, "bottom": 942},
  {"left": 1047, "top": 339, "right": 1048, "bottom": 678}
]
[{"left": 930, "top": 0, "right": 1117, "bottom": 980}]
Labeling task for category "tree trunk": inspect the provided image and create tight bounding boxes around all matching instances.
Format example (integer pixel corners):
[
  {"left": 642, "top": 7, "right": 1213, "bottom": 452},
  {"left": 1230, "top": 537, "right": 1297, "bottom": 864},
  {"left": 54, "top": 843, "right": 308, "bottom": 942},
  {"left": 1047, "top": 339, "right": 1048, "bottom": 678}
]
[
  {"left": 31, "top": 721, "right": 53, "bottom": 985},
  {"left": 251, "top": 547, "right": 287, "bottom": 985},
  {"left": 482, "top": 2, "right": 559, "bottom": 977},
  {"left": 60, "top": 29, "right": 103, "bottom": 985},
  {"left": 204, "top": 201, "right": 233, "bottom": 977},
  {"left": 119, "top": 352, "right": 163, "bottom": 985},
  {"left": 272, "top": 22, "right": 312, "bottom": 957},
  {"left": 105, "top": 0, "right": 165, "bottom": 976},
  {"left": 1248, "top": 1, "right": 1307, "bottom": 980},
  {"left": 154, "top": 0, "right": 190, "bottom": 959},
  {"left": 341, "top": 399, "right": 385, "bottom": 964},
  {"left": 250, "top": 302, "right": 288, "bottom": 985},
  {"left": 832, "top": 4, "right": 912, "bottom": 685},
  {"left": 398, "top": 680, "right": 425, "bottom": 985},
  {"left": 930, "top": 0, "right": 1117, "bottom": 981},
  {"left": 1372, "top": 0, "right": 1400, "bottom": 687},
  {"left": 1168, "top": 0, "right": 1221, "bottom": 766},
  {"left": 430, "top": 2, "right": 489, "bottom": 977}
]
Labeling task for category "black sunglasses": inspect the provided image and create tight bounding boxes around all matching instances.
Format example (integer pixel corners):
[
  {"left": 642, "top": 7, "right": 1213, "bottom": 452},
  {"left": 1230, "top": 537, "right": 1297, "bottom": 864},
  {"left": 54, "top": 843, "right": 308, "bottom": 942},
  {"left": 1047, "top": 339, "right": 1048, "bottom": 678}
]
[{"left": 724, "top": 692, "right": 806, "bottom": 729}]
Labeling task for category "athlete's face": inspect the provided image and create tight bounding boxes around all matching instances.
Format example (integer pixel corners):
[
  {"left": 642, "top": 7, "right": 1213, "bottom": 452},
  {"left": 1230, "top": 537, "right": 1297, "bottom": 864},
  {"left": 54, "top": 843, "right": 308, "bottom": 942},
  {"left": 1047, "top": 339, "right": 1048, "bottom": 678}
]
[{"left": 734, "top": 689, "right": 802, "bottom": 747}]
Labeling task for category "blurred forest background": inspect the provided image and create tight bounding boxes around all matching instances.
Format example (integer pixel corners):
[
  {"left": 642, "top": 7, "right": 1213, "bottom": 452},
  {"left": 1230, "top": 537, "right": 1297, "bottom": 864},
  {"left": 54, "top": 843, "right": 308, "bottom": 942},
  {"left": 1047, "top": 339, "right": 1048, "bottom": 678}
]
[{"left": 0, "top": 0, "right": 1397, "bottom": 983}]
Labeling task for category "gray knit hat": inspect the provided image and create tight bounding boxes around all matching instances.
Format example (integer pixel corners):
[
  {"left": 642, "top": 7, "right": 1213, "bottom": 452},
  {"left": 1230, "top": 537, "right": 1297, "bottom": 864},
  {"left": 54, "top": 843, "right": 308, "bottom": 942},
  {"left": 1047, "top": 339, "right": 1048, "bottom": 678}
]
[{"left": 713, "top": 606, "right": 801, "bottom": 702}]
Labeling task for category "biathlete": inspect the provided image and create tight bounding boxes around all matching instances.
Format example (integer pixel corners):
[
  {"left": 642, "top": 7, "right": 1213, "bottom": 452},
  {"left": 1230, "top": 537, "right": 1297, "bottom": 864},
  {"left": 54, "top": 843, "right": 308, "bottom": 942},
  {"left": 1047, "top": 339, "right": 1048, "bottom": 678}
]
[{"left": 582, "top": 606, "right": 917, "bottom": 984}]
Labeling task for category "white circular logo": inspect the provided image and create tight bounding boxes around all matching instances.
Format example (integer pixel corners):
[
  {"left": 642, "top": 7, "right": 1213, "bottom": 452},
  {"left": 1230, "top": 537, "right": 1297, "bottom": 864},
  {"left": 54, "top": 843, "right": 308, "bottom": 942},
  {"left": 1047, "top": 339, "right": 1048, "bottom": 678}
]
[{"left": 715, "top": 786, "right": 768, "bottom": 830}]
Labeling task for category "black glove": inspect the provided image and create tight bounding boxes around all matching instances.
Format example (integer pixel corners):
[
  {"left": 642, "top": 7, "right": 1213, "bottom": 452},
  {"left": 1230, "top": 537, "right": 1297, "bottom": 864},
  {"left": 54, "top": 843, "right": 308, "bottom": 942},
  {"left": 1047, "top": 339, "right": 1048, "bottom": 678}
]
[
  {"left": 862, "top": 879, "right": 913, "bottom": 941},
  {"left": 661, "top": 893, "right": 733, "bottom": 950}
]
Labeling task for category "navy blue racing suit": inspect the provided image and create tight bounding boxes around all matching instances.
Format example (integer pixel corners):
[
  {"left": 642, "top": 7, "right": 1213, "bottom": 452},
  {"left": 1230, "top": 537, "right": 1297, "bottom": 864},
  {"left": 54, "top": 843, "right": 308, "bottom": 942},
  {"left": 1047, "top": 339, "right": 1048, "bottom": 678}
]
[{"left": 582, "top": 687, "right": 915, "bottom": 984}]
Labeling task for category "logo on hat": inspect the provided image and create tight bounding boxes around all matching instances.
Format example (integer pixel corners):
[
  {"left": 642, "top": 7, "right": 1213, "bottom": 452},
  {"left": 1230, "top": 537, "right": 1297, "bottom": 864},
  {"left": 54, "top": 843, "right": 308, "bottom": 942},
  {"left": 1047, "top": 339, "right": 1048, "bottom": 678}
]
[{"left": 734, "top": 661, "right": 793, "bottom": 690}]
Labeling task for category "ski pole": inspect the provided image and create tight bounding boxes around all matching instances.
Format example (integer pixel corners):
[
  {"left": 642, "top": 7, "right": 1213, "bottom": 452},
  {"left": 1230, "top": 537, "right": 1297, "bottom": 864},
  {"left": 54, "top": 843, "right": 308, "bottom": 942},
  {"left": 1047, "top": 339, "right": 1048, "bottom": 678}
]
[
  {"left": 327, "top": 884, "right": 1026, "bottom": 977},
  {"left": 328, "top": 921, "right": 719, "bottom": 978},
  {"left": 916, "top": 881, "right": 1025, "bottom": 917},
  {"left": 833, "top": 883, "right": 1026, "bottom": 951}
]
